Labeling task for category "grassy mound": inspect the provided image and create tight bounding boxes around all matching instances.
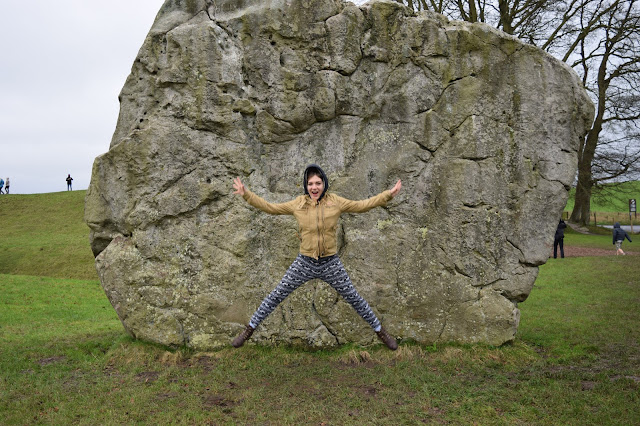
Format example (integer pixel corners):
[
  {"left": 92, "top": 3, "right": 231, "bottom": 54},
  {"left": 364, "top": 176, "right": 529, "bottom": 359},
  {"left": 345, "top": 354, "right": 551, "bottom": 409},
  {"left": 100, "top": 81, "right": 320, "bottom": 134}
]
[{"left": 0, "top": 190, "right": 97, "bottom": 279}]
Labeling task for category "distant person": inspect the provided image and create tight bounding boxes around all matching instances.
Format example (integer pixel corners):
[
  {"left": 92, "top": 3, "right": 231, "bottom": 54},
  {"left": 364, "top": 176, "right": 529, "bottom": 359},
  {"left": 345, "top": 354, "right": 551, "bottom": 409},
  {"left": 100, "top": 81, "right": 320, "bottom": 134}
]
[
  {"left": 4, "top": 177, "right": 8, "bottom": 194},
  {"left": 612, "top": 222, "right": 632, "bottom": 255},
  {"left": 554, "top": 219, "right": 567, "bottom": 258},
  {"left": 0, "top": 178, "right": 4, "bottom": 194},
  {"left": 66, "top": 174, "right": 73, "bottom": 191}
]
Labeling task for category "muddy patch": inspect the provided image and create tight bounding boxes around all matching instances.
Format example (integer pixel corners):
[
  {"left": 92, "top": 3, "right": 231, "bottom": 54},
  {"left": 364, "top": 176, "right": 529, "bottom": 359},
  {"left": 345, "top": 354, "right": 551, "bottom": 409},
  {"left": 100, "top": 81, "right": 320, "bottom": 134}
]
[
  {"left": 135, "top": 371, "right": 159, "bottom": 383},
  {"left": 38, "top": 356, "right": 66, "bottom": 366}
]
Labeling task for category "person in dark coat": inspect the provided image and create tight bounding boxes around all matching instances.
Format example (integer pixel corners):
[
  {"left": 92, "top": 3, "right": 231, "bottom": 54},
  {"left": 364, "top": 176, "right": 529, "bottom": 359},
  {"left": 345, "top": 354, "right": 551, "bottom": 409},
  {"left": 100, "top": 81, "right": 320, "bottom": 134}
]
[
  {"left": 553, "top": 219, "right": 567, "bottom": 258},
  {"left": 612, "top": 222, "right": 632, "bottom": 255}
]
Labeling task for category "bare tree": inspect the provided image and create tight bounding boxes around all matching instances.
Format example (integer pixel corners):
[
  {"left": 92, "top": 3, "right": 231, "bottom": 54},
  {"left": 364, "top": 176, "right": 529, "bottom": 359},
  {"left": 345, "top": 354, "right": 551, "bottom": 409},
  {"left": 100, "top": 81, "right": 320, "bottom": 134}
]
[
  {"left": 392, "top": 0, "right": 559, "bottom": 34},
  {"left": 567, "top": 0, "right": 640, "bottom": 224},
  {"left": 391, "top": 0, "right": 446, "bottom": 13},
  {"left": 394, "top": 0, "right": 640, "bottom": 225}
]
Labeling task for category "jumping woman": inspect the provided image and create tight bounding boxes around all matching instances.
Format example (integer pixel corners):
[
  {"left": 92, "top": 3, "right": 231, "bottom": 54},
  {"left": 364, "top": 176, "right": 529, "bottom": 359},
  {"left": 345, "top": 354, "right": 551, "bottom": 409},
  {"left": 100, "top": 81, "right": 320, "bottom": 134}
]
[{"left": 231, "top": 164, "right": 401, "bottom": 350}]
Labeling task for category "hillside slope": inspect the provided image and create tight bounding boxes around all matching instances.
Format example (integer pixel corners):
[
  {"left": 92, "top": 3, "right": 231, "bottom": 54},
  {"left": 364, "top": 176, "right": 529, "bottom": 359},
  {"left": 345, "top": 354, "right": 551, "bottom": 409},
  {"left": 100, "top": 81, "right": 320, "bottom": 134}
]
[{"left": 0, "top": 191, "right": 97, "bottom": 279}]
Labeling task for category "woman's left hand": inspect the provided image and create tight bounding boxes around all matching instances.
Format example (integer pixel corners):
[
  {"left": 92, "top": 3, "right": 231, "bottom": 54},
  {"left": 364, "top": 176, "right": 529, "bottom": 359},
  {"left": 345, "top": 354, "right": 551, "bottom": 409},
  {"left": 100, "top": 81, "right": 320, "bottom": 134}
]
[
  {"left": 390, "top": 179, "right": 402, "bottom": 198},
  {"left": 232, "top": 177, "right": 246, "bottom": 196}
]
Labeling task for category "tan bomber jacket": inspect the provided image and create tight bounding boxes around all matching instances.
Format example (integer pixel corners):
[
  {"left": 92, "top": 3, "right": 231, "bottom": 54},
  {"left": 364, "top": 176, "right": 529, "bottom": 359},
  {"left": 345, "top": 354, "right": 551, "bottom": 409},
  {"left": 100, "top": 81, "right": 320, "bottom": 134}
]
[{"left": 242, "top": 189, "right": 393, "bottom": 259}]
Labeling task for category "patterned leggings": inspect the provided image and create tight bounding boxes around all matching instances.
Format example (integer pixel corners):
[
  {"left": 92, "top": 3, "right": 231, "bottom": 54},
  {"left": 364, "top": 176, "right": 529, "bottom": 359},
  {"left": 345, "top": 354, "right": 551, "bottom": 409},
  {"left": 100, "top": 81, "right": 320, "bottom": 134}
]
[{"left": 249, "top": 254, "right": 381, "bottom": 331}]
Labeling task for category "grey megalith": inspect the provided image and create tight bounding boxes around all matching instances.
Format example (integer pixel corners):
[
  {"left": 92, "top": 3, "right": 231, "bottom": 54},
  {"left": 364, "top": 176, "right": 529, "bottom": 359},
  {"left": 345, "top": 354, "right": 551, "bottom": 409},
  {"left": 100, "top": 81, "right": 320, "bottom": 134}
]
[{"left": 85, "top": 0, "right": 594, "bottom": 349}]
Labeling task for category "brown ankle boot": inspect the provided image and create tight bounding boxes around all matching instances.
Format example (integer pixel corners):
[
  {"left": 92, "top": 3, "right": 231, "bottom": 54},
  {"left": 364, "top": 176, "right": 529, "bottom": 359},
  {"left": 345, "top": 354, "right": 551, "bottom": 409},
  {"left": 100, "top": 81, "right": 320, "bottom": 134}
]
[
  {"left": 376, "top": 327, "right": 398, "bottom": 350},
  {"left": 232, "top": 325, "right": 255, "bottom": 348}
]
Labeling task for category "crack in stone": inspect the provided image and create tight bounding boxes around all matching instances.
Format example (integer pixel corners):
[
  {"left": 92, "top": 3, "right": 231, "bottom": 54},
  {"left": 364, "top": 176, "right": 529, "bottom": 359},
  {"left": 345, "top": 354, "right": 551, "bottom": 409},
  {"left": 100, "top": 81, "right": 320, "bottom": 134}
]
[
  {"left": 443, "top": 113, "right": 473, "bottom": 134},
  {"left": 506, "top": 237, "right": 525, "bottom": 261},
  {"left": 437, "top": 303, "right": 454, "bottom": 341},
  {"left": 337, "top": 223, "right": 348, "bottom": 258},
  {"left": 155, "top": 168, "right": 196, "bottom": 193},
  {"left": 394, "top": 248, "right": 401, "bottom": 291},
  {"left": 462, "top": 201, "right": 488, "bottom": 209},
  {"left": 310, "top": 297, "right": 339, "bottom": 344},
  {"left": 454, "top": 263, "right": 472, "bottom": 278}
]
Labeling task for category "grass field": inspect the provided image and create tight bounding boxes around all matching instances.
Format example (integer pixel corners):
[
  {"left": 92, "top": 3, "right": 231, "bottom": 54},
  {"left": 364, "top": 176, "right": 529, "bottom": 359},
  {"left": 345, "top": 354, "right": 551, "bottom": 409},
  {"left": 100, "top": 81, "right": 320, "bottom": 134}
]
[
  {"left": 0, "top": 191, "right": 97, "bottom": 279},
  {"left": 565, "top": 181, "right": 640, "bottom": 226},
  {"left": 1, "top": 191, "right": 639, "bottom": 424}
]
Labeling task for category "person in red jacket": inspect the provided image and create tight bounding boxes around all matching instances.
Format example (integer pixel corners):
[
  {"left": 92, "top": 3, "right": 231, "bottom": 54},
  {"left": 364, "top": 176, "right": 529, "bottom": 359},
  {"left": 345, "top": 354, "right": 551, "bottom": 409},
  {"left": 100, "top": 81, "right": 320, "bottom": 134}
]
[{"left": 231, "top": 164, "right": 401, "bottom": 350}]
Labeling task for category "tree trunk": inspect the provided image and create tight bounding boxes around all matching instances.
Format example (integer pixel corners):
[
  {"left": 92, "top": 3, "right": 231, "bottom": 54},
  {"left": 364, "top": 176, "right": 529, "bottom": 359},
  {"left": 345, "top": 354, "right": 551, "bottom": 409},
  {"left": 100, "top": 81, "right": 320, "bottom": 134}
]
[
  {"left": 570, "top": 116, "right": 603, "bottom": 225},
  {"left": 469, "top": 0, "right": 479, "bottom": 22},
  {"left": 498, "top": 0, "right": 514, "bottom": 34},
  {"left": 570, "top": 163, "right": 593, "bottom": 225}
]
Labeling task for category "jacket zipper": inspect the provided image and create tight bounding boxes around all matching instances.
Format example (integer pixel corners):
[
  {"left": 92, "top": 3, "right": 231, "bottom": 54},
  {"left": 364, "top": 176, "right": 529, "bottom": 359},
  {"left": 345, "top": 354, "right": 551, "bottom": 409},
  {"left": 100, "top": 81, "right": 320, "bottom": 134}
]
[
  {"left": 321, "top": 203, "right": 326, "bottom": 256},
  {"left": 316, "top": 201, "right": 322, "bottom": 257}
]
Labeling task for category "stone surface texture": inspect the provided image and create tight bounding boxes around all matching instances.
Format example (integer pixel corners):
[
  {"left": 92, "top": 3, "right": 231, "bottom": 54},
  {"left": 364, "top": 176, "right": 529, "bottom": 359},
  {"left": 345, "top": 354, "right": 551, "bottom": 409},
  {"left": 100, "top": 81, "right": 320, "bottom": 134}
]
[{"left": 85, "top": 0, "right": 594, "bottom": 349}]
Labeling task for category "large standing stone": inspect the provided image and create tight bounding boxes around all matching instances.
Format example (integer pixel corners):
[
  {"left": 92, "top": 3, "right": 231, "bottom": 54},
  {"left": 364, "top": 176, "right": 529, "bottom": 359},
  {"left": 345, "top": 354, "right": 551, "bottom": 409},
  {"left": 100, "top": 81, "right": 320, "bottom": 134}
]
[{"left": 85, "top": 0, "right": 594, "bottom": 349}]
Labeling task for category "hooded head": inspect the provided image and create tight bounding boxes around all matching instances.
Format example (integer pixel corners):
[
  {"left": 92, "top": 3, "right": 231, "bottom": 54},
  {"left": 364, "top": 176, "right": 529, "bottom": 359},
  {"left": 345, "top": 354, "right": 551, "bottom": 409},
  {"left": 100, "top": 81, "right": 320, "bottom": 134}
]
[
  {"left": 303, "top": 164, "right": 329, "bottom": 202},
  {"left": 614, "top": 222, "right": 621, "bottom": 228}
]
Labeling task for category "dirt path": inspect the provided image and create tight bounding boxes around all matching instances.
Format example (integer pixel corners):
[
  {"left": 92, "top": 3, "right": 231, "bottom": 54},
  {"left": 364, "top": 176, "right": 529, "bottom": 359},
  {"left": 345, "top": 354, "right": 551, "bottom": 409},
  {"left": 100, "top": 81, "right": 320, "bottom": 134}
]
[{"left": 551, "top": 246, "right": 638, "bottom": 258}]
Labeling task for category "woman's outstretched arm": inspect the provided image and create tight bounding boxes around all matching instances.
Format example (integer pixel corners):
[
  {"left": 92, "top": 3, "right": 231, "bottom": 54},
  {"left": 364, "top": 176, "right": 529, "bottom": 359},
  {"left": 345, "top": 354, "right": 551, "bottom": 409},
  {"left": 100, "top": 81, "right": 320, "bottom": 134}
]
[
  {"left": 336, "top": 179, "right": 402, "bottom": 213},
  {"left": 232, "top": 177, "right": 298, "bottom": 215}
]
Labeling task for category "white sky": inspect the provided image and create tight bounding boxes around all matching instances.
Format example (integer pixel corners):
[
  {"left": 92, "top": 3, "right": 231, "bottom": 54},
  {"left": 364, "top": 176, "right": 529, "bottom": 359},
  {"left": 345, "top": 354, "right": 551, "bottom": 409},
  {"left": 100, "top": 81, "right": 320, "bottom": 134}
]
[
  {"left": 0, "top": 0, "right": 164, "bottom": 194},
  {"left": 0, "top": 0, "right": 368, "bottom": 194}
]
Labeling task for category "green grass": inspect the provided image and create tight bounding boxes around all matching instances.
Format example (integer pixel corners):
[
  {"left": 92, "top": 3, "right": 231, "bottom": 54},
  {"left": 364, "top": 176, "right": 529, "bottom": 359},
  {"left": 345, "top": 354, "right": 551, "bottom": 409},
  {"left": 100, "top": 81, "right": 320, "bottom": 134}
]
[
  {"left": 565, "top": 180, "right": 640, "bottom": 213},
  {"left": 521, "top": 257, "right": 640, "bottom": 362},
  {"left": 0, "top": 191, "right": 639, "bottom": 424},
  {"left": 565, "top": 181, "right": 640, "bottom": 226},
  {"left": 0, "top": 191, "right": 97, "bottom": 279}
]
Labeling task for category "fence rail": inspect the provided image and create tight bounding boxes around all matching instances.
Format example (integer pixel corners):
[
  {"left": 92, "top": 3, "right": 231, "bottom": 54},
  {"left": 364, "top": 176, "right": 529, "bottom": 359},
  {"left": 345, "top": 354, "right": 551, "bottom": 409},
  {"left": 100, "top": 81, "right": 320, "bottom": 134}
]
[{"left": 562, "top": 211, "right": 638, "bottom": 225}]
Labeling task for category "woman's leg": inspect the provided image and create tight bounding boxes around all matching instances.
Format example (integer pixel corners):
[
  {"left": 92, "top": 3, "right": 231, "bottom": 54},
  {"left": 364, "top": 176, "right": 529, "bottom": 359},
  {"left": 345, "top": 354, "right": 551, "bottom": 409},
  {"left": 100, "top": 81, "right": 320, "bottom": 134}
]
[
  {"left": 233, "top": 255, "right": 316, "bottom": 347},
  {"left": 319, "top": 256, "right": 381, "bottom": 331},
  {"left": 248, "top": 254, "right": 315, "bottom": 329}
]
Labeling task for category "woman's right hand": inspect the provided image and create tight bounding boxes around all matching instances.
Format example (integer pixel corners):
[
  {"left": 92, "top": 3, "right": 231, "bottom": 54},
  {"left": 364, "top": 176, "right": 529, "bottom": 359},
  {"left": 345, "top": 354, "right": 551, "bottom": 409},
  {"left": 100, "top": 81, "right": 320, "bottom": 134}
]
[{"left": 233, "top": 177, "right": 246, "bottom": 196}]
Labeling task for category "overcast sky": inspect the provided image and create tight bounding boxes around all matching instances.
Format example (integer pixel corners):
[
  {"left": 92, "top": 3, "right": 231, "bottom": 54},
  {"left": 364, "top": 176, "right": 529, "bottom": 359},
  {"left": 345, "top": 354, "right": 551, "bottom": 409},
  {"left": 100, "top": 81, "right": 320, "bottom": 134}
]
[
  {"left": 0, "top": 0, "right": 368, "bottom": 195},
  {"left": 0, "top": 0, "right": 164, "bottom": 194}
]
